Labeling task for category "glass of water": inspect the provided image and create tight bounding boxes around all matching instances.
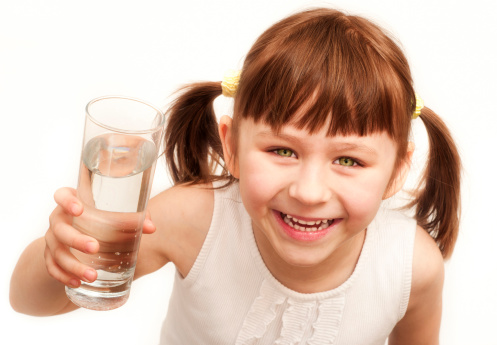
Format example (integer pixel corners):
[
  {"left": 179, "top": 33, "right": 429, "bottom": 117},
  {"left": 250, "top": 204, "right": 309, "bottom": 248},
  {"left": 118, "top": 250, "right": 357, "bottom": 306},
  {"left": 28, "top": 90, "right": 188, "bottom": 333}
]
[{"left": 65, "top": 96, "right": 165, "bottom": 310}]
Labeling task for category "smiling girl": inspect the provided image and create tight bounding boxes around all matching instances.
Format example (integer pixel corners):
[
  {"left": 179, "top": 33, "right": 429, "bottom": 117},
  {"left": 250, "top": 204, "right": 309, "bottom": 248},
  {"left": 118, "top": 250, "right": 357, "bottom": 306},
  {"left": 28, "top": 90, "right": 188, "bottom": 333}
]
[{"left": 11, "top": 8, "right": 461, "bottom": 345}]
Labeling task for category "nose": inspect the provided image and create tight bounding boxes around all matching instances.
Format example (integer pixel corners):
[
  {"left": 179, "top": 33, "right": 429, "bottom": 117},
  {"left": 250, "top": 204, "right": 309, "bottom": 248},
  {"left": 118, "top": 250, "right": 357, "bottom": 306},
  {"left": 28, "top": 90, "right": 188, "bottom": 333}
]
[{"left": 288, "top": 163, "right": 332, "bottom": 205}]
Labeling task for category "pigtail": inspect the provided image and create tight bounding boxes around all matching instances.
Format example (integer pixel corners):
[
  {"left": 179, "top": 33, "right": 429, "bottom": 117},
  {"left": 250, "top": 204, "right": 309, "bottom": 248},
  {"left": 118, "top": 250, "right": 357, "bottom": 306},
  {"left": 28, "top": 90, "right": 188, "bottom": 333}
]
[
  {"left": 409, "top": 107, "right": 461, "bottom": 258},
  {"left": 165, "top": 82, "right": 229, "bottom": 185}
]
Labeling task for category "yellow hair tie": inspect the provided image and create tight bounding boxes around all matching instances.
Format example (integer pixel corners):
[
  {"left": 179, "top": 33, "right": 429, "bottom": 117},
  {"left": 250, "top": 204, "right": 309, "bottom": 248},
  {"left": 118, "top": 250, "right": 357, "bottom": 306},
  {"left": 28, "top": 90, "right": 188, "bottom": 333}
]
[
  {"left": 221, "top": 69, "right": 241, "bottom": 97},
  {"left": 413, "top": 94, "right": 424, "bottom": 119}
]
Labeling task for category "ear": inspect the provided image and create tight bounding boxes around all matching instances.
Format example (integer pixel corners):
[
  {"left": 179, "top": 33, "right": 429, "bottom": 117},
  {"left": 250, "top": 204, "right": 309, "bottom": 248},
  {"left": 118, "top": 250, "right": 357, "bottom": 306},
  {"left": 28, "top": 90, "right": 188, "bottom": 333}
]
[
  {"left": 218, "top": 115, "right": 239, "bottom": 178},
  {"left": 383, "top": 142, "right": 415, "bottom": 200}
]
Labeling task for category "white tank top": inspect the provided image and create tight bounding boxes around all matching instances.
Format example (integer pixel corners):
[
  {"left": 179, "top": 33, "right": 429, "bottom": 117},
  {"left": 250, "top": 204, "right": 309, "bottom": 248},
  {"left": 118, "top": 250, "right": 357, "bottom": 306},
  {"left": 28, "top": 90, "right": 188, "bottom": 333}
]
[{"left": 160, "top": 181, "right": 416, "bottom": 344}]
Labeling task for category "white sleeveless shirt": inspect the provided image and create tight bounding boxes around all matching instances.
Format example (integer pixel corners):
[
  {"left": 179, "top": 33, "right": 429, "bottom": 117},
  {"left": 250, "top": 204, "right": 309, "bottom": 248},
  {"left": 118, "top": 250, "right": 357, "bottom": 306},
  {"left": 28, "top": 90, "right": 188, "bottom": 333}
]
[{"left": 160, "top": 181, "right": 416, "bottom": 344}]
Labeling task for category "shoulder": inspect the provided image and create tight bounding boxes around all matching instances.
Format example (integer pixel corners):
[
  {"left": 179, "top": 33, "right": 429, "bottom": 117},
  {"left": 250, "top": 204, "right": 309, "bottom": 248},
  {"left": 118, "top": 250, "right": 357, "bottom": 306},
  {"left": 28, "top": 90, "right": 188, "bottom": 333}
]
[
  {"left": 150, "top": 182, "right": 215, "bottom": 229},
  {"left": 388, "top": 225, "right": 444, "bottom": 344},
  {"left": 137, "top": 182, "right": 215, "bottom": 279},
  {"left": 411, "top": 225, "right": 444, "bottom": 295}
]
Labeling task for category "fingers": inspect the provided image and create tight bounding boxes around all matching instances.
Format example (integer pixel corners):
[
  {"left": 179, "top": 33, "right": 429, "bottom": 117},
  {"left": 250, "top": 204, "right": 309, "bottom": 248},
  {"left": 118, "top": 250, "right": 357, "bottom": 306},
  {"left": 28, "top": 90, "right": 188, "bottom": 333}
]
[
  {"left": 46, "top": 187, "right": 155, "bottom": 288},
  {"left": 54, "top": 187, "right": 83, "bottom": 216},
  {"left": 46, "top": 188, "right": 98, "bottom": 287},
  {"left": 49, "top": 206, "right": 99, "bottom": 255},
  {"left": 44, "top": 244, "right": 81, "bottom": 288},
  {"left": 44, "top": 244, "right": 84, "bottom": 288},
  {"left": 45, "top": 229, "right": 97, "bottom": 287}
]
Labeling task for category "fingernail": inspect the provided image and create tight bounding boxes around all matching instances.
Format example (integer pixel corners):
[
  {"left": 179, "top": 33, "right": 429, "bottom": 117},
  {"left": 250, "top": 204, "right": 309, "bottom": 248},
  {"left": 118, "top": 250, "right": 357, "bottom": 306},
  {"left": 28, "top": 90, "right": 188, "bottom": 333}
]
[
  {"left": 85, "top": 241, "right": 98, "bottom": 253},
  {"left": 71, "top": 203, "right": 81, "bottom": 214},
  {"left": 83, "top": 270, "right": 97, "bottom": 283},
  {"left": 144, "top": 219, "right": 155, "bottom": 229}
]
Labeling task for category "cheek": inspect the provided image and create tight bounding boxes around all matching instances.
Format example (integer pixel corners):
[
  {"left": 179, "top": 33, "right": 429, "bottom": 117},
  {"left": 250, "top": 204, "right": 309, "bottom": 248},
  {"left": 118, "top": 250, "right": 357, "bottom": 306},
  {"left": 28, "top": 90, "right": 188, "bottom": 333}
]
[
  {"left": 339, "top": 173, "right": 389, "bottom": 222},
  {"left": 238, "top": 153, "right": 282, "bottom": 212}
]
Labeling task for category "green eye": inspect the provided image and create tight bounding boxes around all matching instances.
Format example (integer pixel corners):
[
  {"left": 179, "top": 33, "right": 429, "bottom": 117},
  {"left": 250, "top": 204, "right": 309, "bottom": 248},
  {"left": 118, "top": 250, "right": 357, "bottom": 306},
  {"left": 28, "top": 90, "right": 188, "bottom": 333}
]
[
  {"left": 338, "top": 157, "right": 356, "bottom": 166},
  {"left": 276, "top": 149, "right": 294, "bottom": 157}
]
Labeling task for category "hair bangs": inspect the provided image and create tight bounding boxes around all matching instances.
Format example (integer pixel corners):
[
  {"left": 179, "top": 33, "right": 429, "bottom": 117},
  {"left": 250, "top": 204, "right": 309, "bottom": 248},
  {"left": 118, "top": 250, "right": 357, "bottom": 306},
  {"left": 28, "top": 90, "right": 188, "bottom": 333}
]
[{"left": 234, "top": 9, "right": 414, "bottom": 142}]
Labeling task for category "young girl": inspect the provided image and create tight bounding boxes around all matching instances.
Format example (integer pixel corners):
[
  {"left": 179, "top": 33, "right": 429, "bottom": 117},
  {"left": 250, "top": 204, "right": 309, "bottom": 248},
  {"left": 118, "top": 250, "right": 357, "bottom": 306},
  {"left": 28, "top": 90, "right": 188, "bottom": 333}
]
[{"left": 10, "top": 8, "right": 461, "bottom": 345}]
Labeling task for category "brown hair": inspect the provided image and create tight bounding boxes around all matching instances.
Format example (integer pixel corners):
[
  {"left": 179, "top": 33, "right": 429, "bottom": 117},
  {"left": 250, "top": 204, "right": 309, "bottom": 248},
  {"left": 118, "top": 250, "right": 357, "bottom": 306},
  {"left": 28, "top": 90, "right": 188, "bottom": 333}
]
[{"left": 165, "top": 8, "right": 461, "bottom": 258}]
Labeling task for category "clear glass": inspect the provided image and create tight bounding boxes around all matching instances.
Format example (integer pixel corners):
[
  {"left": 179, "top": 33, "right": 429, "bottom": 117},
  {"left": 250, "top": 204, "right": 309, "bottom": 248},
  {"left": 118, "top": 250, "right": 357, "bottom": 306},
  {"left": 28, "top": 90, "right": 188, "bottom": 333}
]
[{"left": 65, "top": 96, "right": 165, "bottom": 310}]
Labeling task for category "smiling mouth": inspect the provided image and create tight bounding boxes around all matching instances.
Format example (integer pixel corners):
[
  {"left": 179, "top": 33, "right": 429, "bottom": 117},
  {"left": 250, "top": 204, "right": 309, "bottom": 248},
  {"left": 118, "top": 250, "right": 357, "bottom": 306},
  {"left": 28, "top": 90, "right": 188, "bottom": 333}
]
[{"left": 280, "top": 212, "right": 334, "bottom": 232}]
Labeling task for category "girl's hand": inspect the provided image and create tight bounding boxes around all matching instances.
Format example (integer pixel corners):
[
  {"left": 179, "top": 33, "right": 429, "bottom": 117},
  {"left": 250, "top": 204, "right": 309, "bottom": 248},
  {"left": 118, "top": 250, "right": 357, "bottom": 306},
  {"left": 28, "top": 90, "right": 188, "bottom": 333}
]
[
  {"left": 44, "top": 187, "right": 156, "bottom": 288},
  {"left": 45, "top": 187, "right": 98, "bottom": 288}
]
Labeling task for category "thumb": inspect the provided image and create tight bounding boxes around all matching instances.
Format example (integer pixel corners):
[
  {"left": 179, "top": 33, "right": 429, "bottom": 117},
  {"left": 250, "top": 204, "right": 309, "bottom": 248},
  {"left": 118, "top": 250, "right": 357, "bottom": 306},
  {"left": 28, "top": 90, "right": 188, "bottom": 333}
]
[{"left": 142, "top": 210, "right": 156, "bottom": 234}]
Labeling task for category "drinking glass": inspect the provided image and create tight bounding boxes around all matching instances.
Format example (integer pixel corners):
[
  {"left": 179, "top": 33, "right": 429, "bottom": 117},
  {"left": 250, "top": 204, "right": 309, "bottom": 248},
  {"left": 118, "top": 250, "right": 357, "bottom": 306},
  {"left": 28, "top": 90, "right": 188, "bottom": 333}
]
[{"left": 65, "top": 96, "right": 165, "bottom": 310}]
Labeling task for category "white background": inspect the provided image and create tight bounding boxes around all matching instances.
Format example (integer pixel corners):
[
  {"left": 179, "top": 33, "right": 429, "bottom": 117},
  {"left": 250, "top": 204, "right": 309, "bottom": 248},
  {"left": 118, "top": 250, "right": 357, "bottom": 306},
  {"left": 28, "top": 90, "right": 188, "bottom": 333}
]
[{"left": 1, "top": 0, "right": 496, "bottom": 344}]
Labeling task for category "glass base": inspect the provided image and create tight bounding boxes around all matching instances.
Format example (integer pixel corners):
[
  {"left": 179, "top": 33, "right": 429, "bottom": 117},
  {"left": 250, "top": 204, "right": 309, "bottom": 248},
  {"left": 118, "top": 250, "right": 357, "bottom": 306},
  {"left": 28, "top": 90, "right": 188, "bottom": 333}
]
[{"left": 65, "top": 285, "right": 130, "bottom": 311}]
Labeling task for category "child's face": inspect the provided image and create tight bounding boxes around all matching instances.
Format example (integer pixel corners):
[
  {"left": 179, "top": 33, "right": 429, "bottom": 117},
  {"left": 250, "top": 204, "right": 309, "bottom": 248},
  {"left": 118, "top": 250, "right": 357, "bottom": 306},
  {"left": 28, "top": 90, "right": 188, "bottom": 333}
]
[{"left": 231, "top": 117, "right": 400, "bottom": 272}]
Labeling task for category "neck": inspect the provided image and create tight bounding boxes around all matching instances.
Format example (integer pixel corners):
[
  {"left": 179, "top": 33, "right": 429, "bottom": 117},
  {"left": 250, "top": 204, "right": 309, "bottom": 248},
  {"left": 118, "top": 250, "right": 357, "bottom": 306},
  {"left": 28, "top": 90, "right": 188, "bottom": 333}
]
[{"left": 252, "top": 226, "right": 366, "bottom": 294}]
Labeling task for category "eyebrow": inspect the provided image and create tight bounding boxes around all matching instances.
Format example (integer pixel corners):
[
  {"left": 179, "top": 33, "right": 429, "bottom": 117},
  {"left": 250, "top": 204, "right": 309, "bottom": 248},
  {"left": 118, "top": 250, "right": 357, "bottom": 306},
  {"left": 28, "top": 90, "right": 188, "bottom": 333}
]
[
  {"left": 331, "top": 142, "right": 378, "bottom": 156},
  {"left": 256, "top": 130, "right": 379, "bottom": 156},
  {"left": 256, "top": 130, "right": 302, "bottom": 144}
]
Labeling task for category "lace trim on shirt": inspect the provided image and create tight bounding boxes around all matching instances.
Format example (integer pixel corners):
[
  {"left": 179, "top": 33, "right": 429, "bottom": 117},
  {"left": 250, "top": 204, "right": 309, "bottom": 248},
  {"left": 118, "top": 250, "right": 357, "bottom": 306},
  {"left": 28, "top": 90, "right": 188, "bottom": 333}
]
[
  {"left": 235, "top": 280, "right": 346, "bottom": 345},
  {"left": 308, "top": 297, "right": 345, "bottom": 345},
  {"left": 235, "top": 279, "right": 286, "bottom": 342}
]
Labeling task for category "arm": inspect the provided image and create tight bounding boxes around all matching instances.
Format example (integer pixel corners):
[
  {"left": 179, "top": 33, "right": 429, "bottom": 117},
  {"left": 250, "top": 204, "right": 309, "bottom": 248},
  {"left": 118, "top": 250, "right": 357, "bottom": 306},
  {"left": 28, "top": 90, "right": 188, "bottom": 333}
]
[
  {"left": 133, "top": 183, "right": 214, "bottom": 280},
  {"left": 10, "top": 237, "right": 81, "bottom": 316},
  {"left": 10, "top": 188, "right": 96, "bottom": 316},
  {"left": 9, "top": 187, "right": 157, "bottom": 316},
  {"left": 10, "top": 183, "right": 213, "bottom": 316},
  {"left": 388, "top": 225, "right": 445, "bottom": 345}
]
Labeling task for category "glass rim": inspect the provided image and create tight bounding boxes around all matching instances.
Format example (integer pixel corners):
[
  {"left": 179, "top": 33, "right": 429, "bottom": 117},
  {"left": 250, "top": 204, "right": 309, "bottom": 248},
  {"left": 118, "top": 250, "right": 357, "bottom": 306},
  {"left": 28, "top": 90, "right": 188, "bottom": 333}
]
[{"left": 85, "top": 95, "right": 165, "bottom": 134}]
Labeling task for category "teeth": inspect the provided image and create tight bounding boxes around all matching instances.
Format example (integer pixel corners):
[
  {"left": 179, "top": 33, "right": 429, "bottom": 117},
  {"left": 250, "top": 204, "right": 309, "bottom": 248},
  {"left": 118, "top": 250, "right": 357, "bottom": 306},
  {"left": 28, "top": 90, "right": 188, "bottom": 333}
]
[{"left": 282, "top": 213, "right": 333, "bottom": 232}]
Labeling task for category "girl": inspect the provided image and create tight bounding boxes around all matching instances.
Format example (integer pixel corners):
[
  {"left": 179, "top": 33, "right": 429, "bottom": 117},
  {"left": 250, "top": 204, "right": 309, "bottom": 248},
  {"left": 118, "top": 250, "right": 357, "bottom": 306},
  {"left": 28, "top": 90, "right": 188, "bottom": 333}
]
[{"left": 10, "top": 8, "right": 461, "bottom": 345}]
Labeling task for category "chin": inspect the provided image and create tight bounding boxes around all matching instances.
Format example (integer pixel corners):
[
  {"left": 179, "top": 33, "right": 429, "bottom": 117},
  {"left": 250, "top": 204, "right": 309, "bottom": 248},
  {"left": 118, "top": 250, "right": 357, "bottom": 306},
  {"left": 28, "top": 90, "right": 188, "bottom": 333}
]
[{"left": 277, "top": 242, "right": 337, "bottom": 268}]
